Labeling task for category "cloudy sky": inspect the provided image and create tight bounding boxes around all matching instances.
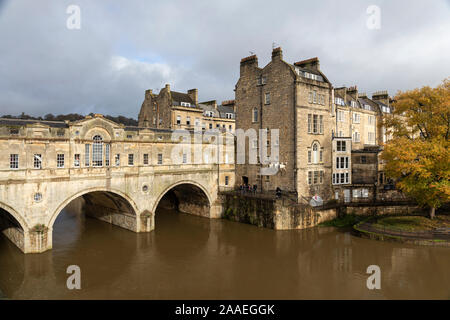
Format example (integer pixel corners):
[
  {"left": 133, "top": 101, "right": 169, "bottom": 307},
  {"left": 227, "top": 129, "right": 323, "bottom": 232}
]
[{"left": 0, "top": 0, "right": 449, "bottom": 118}]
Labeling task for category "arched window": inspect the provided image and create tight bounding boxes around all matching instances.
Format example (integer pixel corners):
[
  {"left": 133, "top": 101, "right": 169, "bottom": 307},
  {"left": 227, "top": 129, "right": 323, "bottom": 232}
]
[
  {"left": 312, "top": 142, "right": 319, "bottom": 164},
  {"left": 252, "top": 108, "right": 258, "bottom": 123},
  {"left": 92, "top": 135, "right": 103, "bottom": 167}
]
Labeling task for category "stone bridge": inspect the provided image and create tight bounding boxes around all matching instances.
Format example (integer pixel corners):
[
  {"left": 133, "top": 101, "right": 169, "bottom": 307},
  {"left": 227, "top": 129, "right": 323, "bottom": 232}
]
[{"left": 0, "top": 116, "right": 235, "bottom": 253}]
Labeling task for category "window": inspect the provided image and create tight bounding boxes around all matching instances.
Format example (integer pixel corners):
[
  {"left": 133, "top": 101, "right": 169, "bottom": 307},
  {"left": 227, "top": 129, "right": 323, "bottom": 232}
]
[
  {"left": 115, "top": 154, "right": 120, "bottom": 166},
  {"left": 74, "top": 154, "right": 80, "bottom": 167},
  {"left": 92, "top": 135, "right": 103, "bottom": 167},
  {"left": 332, "top": 173, "right": 336, "bottom": 184},
  {"left": 10, "top": 154, "right": 18, "bottom": 169},
  {"left": 128, "top": 154, "right": 134, "bottom": 166},
  {"left": 360, "top": 156, "right": 367, "bottom": 164},
  {"left": 313, "top": 115, "right": 318, "bottom": 133},
  {"left": 312, "top": 143, "right": 319, "bottom": 164},
  {"left": 368, "top": 115, "right": 375, "bottom": 125},
  {"left": 368, "top": 132, "right": 375, "bottom": 143},
  {"left": 225, "top": 176, "right": 229, "bottom": 186},
  {"left": 186, "top": 117, "right": 191, "bottom": 125},
  {"left": 57, "top": 154, "right": 64, "bottom": 168},
  {"left": 337, "top": 141, "right": 346, "bottom": 152},
  {"left": 345, "top": 157, "right": 349, "bottom": 168},
  {"left": 182, "top": 153, "right": 187, "bottom": 164},
  {"left": 195, "top": 118, "right": 200, "bottom": 127},
  {"left": 127, "top": 134, "right": 133, "bottom": 139},
  {"left": 308, "top": 171, "right": 312, "bottom": 185},
  {"left": 352, "top": 132, "right": 360, "bottom": 143},
  {"left": 85, "top": 144, "right": 90, "bottom": 166},
  {"left": 264, "top": 92, "right": 270, "bottom": 105},
  {"left": 252, "top": 108, "right": 258, "bottom": 123},
  {"left": 320, "top": 150, "right": 323, "bottom": 162},
  {"left": 209, "top": 123, "right": 213, "bottom": 129},
  {"left": 337, "top": 110, "right": 345, "bottom": 122},
  {"left": 308, "top": 114, "right": 312, "bottom": 133},
  {"left": 362, "top": 189, "right": 369, "bottom": 198},
  {"left": 351, "top": 101, "right": 357, "bottom": 108},
  {"left": 180, "top": 102, "right": 191, "bottom": 107},
  {"left": 252, "top": 139, "right": 258, "bottom": 149},
  {"left": 313, "top": 91, "right": 317, "bottom": 104},
  {"left": 308, "top": 92, "right": 313, "bottom": 103},
  {"left": 313, "top": 171, "right": 319, "bottom": 184},
  {"left": 34, "top": 193, "right": 42, "bottom": 202},
  {"left": 143, "top": 154, "right": 149, "bottom": 165},
  {"left": 34, "top": 154, "right": 42, "bottom": 169},
  {"left": 345, "top": 173, "right": 349, "bottom": 184},
  {"left": 105, "top": 144, "right": 110, "bottom": 166},
  {"left": 10, "top": 128, "right": 19, "bottom": 135},
  {"left": 229, "top": 125, "right": 232, "bottom": 131},
  {"left": 353, "top": 112, "right": 360, "bottom": 123},
  {"left": 176, "top": 115, "right": 181, "bottom": 125},
  {"left": 157, "top": 153, "right": 163, "bottom": 165},
  {"left": 319, "top": 115, "right": 323, "bottom": 134},
  {"left": 308, "top": 150, "right": 312, "bottom": 163}
]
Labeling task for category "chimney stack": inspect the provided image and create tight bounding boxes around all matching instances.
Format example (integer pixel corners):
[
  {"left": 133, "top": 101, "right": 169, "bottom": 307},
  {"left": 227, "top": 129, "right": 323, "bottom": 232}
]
[
  {"left": 240, "top": 54, "right": 258, "bottom": 76},
  {"left": 187, "top": 88, "right": 198, "bottom": 105},
  {"left": 294, "top": 57, "right": 320, "bottom": 71},
  {"left": 271, "top": 47, "right": 283, "bottom": 61},
  {"left": 347, "top": 86, "right": 358, "bottom": 100},
  {"left": 145, "top": 89, "right": 153, "bottom": 100},
  {"left": 372, "top": 90, "right": 390, "bottom": 106},
  {"left": 165, "top": 84, "right": 170, "bottom": 92}
]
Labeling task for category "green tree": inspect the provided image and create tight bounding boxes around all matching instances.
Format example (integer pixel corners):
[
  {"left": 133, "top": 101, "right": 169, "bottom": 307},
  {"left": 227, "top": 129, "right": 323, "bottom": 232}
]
[{"left": 381, "top": 79, "right": 450, "bottom": 218}]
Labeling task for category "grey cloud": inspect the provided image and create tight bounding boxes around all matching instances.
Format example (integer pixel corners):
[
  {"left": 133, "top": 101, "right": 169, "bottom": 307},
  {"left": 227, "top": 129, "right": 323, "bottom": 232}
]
[{"left": 0, "top": 0, "right": 449, "bottom": 118}]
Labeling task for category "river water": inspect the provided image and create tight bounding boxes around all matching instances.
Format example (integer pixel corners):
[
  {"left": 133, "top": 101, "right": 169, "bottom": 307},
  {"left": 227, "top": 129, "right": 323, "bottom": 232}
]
[{"left": 0, "top": 199, "right": 449, "bottom": 299}]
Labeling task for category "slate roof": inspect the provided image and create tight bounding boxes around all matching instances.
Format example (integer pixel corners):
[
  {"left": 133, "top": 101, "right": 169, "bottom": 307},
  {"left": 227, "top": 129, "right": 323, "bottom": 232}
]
[
  {"left": 217, "top": 105, "right": 235, "bottom": 118},
  {"left": 170, "top": 91, "right": 194, "bottom": 105}
]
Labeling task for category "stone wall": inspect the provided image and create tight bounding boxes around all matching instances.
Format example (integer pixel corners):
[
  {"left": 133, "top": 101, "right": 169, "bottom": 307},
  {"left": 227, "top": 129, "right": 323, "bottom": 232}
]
[
  {"left": 344, "top": 203, "right": 425, "bottom": 216},
  {"left": 221, "top": 194, "right": 337, "bottom": 230}
]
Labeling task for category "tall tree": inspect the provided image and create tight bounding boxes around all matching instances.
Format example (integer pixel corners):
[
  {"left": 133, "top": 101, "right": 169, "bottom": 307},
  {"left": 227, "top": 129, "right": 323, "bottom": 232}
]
[{"left": 381, "top": 79, "right": 450, "bottom": 218}]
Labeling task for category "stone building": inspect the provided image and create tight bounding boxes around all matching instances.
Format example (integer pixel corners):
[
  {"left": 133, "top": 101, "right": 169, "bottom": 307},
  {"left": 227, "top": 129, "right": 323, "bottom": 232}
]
[
  {"left": 235, "top": 47, "right": 334, "bottom": 202},
  {"left": 138, "top": 84, "right": 235, "bottom": 132},
  {"left": 234, "top": 47, "right": 398, "bottom": 204}
]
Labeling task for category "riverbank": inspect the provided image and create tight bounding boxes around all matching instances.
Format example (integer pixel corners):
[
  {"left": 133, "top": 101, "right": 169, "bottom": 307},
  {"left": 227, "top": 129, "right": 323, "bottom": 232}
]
[{"left": 353, "top": 215, "right": 450, "bottom": 247}]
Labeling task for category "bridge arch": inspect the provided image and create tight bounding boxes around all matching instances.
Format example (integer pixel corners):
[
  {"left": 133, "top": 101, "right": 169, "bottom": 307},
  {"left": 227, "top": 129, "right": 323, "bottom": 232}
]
[
  {"left": 49, "top": 187, "right": 140, "bottom": 231},
  {"left": 0, "top": 201, "right": 28, "bottom": 231},
  {"left": 153, "top": 180, "right": 213, "bottom": 218}
]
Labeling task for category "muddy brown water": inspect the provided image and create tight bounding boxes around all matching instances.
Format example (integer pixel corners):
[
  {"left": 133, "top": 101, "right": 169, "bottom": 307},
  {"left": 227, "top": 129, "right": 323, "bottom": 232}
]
[{"left": 0, "top": 198, "right": 449, "bottom": 299}]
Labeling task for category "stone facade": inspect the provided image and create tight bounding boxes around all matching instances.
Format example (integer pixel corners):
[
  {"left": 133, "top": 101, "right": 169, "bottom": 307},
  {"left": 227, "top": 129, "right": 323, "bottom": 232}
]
[
  {"left": 138, "top": 84, "right": 236, "bottom": 133},
  {"left": 234, "top": 47, "right": 401, "bottom": 204},
  {"left": 0, "top": 115, "right": 234, "bottom": 253}
]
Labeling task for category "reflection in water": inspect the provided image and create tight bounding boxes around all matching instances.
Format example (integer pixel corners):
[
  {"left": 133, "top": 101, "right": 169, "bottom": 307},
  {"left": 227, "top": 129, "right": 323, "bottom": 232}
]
[{"left": 0, "top": 199, "right": 449, "bottom": 299}]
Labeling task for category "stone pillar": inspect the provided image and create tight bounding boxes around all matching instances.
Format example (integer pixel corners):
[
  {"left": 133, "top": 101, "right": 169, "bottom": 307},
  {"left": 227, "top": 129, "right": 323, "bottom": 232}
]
[
  {"left": 25, "top": 226, "right": 52, "bottom": 253},
  {"left": 139, "top": 212, "right": 154, "bottom": 232}
]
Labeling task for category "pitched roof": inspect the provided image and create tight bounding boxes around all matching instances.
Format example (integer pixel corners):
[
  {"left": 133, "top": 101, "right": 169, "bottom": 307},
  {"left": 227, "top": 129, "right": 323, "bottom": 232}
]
[{"left": 170, "top": 91, "right": 194, "bottom": 104}]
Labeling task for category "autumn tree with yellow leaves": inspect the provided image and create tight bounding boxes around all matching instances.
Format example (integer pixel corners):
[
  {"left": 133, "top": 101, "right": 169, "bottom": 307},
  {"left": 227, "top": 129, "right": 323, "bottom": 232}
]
[{"left": 381, "top": 79, "right": 450, "bottom": 219}]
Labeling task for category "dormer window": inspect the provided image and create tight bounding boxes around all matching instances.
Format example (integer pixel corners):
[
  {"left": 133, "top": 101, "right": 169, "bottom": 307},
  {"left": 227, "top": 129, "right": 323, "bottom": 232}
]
[
  {"left": 180, "top": 102, "right": 191, "bottom": 107},
  {"left": 351, "top": 101, "right": 357, "bottom": 108},
  {"left": 335, "top": 97, "right": 345, "bottom": 106}
]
